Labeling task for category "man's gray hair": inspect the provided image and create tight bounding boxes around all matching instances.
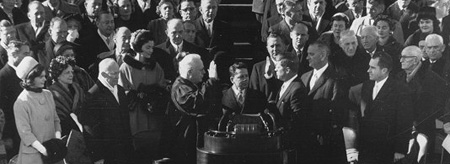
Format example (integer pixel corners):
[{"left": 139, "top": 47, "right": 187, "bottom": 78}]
[
  {"left": 425, "top": 34, "right": 444, "bottom": 45},
  {"left": 167, "top": 18, "right": 183, "bottom": 30},
  {"left": 361, "top": 25, "right": 378, "bottom": 37},
  {"left": 179, "top": 54, "right": 202, "bottom": 78},
  {"left": 339, "top": 30, "right": 357, "bottom": 43},
  {"left": 402, "top": 46, "right": 423, "bottom": 60}
]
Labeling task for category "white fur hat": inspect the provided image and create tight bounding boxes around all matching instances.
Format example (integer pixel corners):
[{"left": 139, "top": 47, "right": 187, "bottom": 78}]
[{"left": 16, "top": 56, "right": 39, "bottom": 80}]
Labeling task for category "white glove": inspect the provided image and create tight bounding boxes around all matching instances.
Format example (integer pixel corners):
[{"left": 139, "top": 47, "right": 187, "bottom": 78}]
[
  {"left": 346, "top": 148, "right": 359, "bottom": 162},
  {"left": 67, "top": 29, "right": 79, "bottom": 42},
  {"left": 208, "top": 61, "right": 217, "bottom": 79}
]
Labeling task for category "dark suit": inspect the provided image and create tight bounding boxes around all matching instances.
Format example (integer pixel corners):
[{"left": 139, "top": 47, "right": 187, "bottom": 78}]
[
  {"left": 0, "top": 7, "right": 28, "bottom": 25},
  {"left": 249, "top": 60, "right": 283, "bottom": 102},
  {"left": 131, "top": 0, "right": 158, "bottom": 30},
  {"left": 77, "top": 31, "right": 112, "bottom": 78},
  {"left": 147, "top": 18, "right": 168, "bottom": 46},
  {"left": 77, "top": 13, "right": 97, "bottom": 40},
  {"left": 397, "top": 64, "right": 449, "bottom": 153},
  {"left": 193, "top": 17, "right": 233, "bottom": 53},
  {"left": 274, "top": 76, "right": 311, "bottom": 162},
  {"left": 15, "top": 21, "right": 50, "bottom": 57},
  {"left": 36, "top": 39, "right": 56, "bottom": 69},
  {"left": 426, "top": 57, "right": 450, "bottom": 83},
  {"left": 221, "top": 87, "right": 267, "bottom": 115},
  {"left": 286, "top": 43, "right": 311, "bottom": 75},
  {"left": 332, "top": 47, "right": 370, "bottom": 86},
  {"left": 0, "top": 64, "right": 23, "bottom": 160},
  {"left": 80, "top": 81, "right": 133, "bottom": 164},
  {"left": 300, "top": 65, "right": 348, "bottom": 164},
  {"left": 305, "top": 12, "right": 332, "bottom": 35},
  {"left": 359, "top": 76, "right": 414, "bottom": 163},
  {"left": 0, "top": 45, "right": 8, "bottom": 69}
]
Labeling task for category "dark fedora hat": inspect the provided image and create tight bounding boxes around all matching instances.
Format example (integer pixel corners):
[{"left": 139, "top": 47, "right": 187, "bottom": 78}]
[{"left": 42, "top": 138, "right": 67, "bottom": 164}]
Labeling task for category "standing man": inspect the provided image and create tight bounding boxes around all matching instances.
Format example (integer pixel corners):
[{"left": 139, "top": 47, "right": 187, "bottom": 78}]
[
  {"left": 359, "top": 52, "right": 413, "bottom": 163},
  {"left": 170, "top": 54, "right": 219, "bottom": 164},
  {"left": 220, "top": 62, "right": 268, "bottom": 129},
  {"left": 113, "top": 27, "right": 131, "bottom": 67},
  {"left": 15, "top": 1, "right": 49, "bottom": 57},
  {"left": 179, "top": 0, "right": 198, "bottom": 21},
  {"left": 343, "top": 0, "right": 365, "bottom": 24},
  {"left": 305, "top": 0, "right": 334, "bottom": 35},
  {"left": 78, "top": 11, "right": 115, "bottom": 78},
  {"left": 80, "top": 58, "right": 134, "bottom": 164},
  {"left": 397, "top": 46, "right": 448, "bottom": 155},
  {"left": 42, "top": 0, "right": 80, "bottom": 21},
  {"left": 157, "top": 18, "right": 209, "bottom": 82},
  {"left": 273, "top": 53, "right": 309, "bottom": 162},
  {"left": 194, "top": 0, "right": 232, "bottom": 53},
  {"left": 288, "top": 22, "right": 311, "bottom": 75},
  {"left": 0, "top": 40, "right": 29, "bottom": 160},
  {"left": 42, "top": 17, "right": 67, "bottom": 69},
  {"left": 385, "top": 0, "right": 419, "bottom": 37},
  {"left": 78, "top": 0, "right": 101, "bottom": 39},
  {"left": 337, "top": 30, "right": 370, "bottom": 86},
  {"left": 424, "top": 34, "right": 450, "bottom": 82},
  {"left": 249, "top": 33, "right": 286, "bottom": 102},
  {"left": 301, "top": 41, "right": 348, "bottom": 164},
  {"left": 0, "top": 20, "right": 16, "bottom": 68}
]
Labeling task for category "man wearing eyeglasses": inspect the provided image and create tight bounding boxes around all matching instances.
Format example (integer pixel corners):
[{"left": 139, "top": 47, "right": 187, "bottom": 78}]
[
  {"left": 179, "top": 0, "right": 198, "bottom": 21},
  {"left": 396, "top": 46, "right": 448, "bottom": 157}
]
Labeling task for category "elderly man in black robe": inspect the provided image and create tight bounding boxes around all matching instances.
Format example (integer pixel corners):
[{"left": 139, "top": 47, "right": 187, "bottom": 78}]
[{"left": 170, "top": 54, "right": 219, "bottom": 164}]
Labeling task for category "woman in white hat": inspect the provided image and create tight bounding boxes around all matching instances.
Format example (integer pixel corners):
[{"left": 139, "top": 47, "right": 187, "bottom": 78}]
[{"left": 13, "top": 56, "right": 62, "bottom": 164}]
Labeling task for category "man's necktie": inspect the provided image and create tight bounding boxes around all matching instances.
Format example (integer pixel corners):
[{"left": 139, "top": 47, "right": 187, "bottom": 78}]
[
  {"left": 207, "top": 23, "right": 213, "bottom": 36},
  {"left": 309, "top": 73, "right": 318, "bottom": 90},
  {"left": 372, "top": 84, "right": 379, "bottom": 100},
  {"left": 237, "top": 92, "right": 244, "bottom": 107}
]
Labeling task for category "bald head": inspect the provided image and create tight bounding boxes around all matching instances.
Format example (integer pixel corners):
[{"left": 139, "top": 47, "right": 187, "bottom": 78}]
[
  {"left": 166, "top": 18, "right": 184, "bottom": 45},
  {"left": 401, "top": 46, "right": 422, "bottom": 73},
  {"left": 99, "top": 58, "right": 119, "bottom": 86}
]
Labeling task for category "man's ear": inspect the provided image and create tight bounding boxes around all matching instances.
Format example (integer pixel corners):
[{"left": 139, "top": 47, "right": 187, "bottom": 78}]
[
  {"left": 441, "top": 44, "right": 446, "bottom": 53},
  {"left": 382, "top": 67, "right": 388, "bottom": 74},
  {"left": 230, "top": 76, "right": 233, "bottom": 83}
]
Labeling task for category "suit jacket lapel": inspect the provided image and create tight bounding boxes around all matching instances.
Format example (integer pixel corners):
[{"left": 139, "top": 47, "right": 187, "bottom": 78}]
[
  {"left": 373, "top": 77, "right": 393, "bottom": 101},
  {"left": 301, "top": 71, "right": 312, "bottom": 89},
  {"left": 223, "top": 88, "right": 241, "bottom": 113},
  {"left": 309, "top": 67, "right": 331, "bottom": 95}
]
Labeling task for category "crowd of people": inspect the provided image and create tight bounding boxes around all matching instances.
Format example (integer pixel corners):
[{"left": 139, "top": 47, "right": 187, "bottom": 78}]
[{"left": 0, "top": 0, "right": 448, "bottom": 163}]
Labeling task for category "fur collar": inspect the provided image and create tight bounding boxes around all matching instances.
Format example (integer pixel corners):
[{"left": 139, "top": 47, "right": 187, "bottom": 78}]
[{"left": 123, "top": 54, "right": 156, "bottom": 70}]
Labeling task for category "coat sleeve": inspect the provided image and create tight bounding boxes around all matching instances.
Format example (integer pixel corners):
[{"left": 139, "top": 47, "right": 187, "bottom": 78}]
[
  {"left": 118, "top": 64, "right": 133, "bottom": 91},
  {"left": 14, "top": 99, "right": 38, "bottom": 146},
  {"left": 48, "top": 91, "right": 61, "bottom": 133},
  {"left": 394, "top": 85, "right": 414, "bottom": 154}
]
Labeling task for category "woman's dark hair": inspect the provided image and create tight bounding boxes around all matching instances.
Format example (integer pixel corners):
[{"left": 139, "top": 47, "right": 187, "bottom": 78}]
[
  {"left": 130, "top": 29, "right": 154, "bottom": 53},
  {"left": 53, "top": 41, "right": 77, "bottom": 57},
  {"left": 331, "top": 13, "right": 350, "bottom": 29},
  {"left": 374, "top": 15, "right": 396, "bottom": 31},
  {"left": 20, "top": 64, "right": 45, "bottom": 90},
  {"left": 416, "top": 7, "right": 440, "bottom": 33},
  {"left": 48, "top": 56, "right": 76, "bottom": 82}
]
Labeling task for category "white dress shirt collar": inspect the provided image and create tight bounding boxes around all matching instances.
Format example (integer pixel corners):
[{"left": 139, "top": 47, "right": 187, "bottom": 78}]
[
  {"left": 280, "top": 74, "right": 298, "bottom": 99},
  {"left": 313, "top": 63, "right": 328, "bottom": 79}
]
